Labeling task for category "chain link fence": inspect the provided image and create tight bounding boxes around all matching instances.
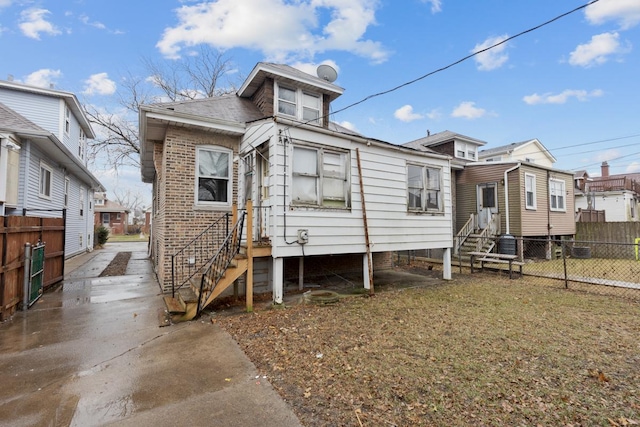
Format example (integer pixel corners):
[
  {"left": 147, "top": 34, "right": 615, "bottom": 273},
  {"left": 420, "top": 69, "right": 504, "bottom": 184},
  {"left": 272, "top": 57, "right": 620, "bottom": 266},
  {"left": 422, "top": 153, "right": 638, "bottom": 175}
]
[{"left": 448, "top": 236, "right": 640, "bottom": 301}]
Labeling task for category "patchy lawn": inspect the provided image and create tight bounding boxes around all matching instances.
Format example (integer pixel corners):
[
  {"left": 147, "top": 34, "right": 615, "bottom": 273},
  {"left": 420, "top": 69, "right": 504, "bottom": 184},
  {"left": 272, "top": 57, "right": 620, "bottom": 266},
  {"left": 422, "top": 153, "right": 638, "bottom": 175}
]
[
  {"left": 107, "top": 234, "right": 149, "bottom": 242},
  {"left": 215, "top": 272, "right": 640, "bottom": 427}
]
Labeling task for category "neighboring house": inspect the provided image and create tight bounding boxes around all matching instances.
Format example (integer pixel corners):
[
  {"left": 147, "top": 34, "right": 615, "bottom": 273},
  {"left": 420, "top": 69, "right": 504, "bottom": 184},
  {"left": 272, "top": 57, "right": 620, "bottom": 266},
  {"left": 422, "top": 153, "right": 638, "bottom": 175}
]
[
  {"left": 479, "top": 138, "right": 556, "bottom": 168},
  {"left": 574, "top": 162, "right": 640, "bottom": 222},
  {"left": 405, "top": 132, "right": 575, "bottom": 258},
  {"left": 94, "top": 192, "right": 130, "bottom": 235},
  {"left": 139, "top": 62, "right": 454, "bottom": 305},
  {"left": 0, "top": 80, "right": 104, "bottom": 258}
]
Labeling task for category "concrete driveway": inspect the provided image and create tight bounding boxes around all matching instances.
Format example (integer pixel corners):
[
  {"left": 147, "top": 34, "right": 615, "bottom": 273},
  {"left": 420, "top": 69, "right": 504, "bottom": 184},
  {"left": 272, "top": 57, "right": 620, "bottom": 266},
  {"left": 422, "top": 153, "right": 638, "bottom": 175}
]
[{"left": 0, "top": 241, "right": 302, "bottom": 427}]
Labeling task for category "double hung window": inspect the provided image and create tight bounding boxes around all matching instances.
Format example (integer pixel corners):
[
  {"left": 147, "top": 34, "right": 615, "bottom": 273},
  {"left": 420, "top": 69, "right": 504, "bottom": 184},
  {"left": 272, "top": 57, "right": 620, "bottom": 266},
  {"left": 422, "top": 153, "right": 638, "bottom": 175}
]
[
  {"left": 549, "top": 179, "right": 566, "bottom": 211},
  {"left": 196, "top": 147, "right": 231, "bottom": 206},
  {"left": 408, "top": 164, "right": 442, "bottom": 212},
  {"left": 292, "top": 145, "right": 349, "bottom": 208},
  {"left": 277, "top": 84, "right": 321, "bottom": 125},
  {"left": 525, "top": 173, "right": 537, "bottom": 210}
]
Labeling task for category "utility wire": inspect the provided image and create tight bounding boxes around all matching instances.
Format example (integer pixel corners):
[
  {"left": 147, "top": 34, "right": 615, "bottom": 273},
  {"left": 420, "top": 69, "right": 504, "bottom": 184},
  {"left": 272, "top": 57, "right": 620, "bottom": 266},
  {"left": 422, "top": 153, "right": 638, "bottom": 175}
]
[{"left": 328, "top": 0, "right": 600, "bottom": 119}]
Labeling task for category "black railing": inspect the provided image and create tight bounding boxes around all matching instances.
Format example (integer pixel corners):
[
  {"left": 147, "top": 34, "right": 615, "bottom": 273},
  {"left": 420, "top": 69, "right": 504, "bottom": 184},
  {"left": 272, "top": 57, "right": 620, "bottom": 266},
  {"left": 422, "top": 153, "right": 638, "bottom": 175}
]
[
  {"left": 196, "top": 211, "right": 246, "bottom": 316},
  {"left": 171, "top": 214, "right": 231, "bottom": 296}
]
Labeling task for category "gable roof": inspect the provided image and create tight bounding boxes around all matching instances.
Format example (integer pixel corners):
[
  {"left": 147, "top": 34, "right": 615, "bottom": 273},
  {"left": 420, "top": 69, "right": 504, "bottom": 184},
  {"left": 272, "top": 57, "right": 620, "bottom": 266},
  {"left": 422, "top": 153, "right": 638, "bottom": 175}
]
[
  {"left": 95, "top": 199, "right": 129, "bottom": 213},
  {"left": 479, "top": 138, "right": 557, "bottom": 163},
  {"left": 238, "top": 62, "right": 344, "bottom": 101},
  {"left": 0, "top": 102, "right": 104, "bottom": 191},
  {"left": 0, "top": 80, "right": 95, "bottom": 138},
  {"left": 403, "top": 130, "right": 487, "bottom": 151}
]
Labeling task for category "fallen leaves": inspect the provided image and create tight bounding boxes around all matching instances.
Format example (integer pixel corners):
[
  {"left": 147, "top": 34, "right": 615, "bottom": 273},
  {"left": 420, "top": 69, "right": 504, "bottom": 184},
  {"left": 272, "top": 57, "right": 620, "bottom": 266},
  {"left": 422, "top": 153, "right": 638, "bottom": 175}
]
[{"left": 216, "top": 274, "right": 640, "bottom": 426}]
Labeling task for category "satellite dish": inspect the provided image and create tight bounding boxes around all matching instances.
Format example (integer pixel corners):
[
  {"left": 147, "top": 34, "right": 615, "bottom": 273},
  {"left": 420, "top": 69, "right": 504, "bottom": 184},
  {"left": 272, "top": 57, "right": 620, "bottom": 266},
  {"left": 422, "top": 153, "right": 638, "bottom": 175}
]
[{"left": 316, "top": 64, "right": 338, "bottom": 83}]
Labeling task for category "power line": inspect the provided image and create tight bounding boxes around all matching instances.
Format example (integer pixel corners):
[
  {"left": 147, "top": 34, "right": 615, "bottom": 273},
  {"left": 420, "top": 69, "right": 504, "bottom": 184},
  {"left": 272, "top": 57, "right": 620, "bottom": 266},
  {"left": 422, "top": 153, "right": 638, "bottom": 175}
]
[
  {"left": 283, "top": 0, "right": 600, "bottom": 132},
  {"left": 553, "top": 133, "right": 640, "bottom": 152},
  {"left": 329, "top": 0, "right": 600, "bottom": 119}
]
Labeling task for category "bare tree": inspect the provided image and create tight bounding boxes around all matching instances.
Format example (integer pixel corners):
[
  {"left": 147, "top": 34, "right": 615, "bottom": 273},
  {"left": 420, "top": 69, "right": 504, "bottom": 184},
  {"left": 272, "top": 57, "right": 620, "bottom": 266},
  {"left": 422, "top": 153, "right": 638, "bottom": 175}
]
[
  {"left": 85, "top": 47, "right": 240, "bottom": 170},
  {"left": 113, "top": 188, "right": 146, "bottom": 224}
]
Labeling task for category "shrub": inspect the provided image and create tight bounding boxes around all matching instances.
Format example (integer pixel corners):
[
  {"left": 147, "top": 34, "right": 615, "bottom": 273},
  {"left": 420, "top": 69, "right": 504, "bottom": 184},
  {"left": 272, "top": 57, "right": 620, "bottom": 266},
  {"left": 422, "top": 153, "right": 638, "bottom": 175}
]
[{"left": 94, "top": 225, "right": 110, "bottom": 247}]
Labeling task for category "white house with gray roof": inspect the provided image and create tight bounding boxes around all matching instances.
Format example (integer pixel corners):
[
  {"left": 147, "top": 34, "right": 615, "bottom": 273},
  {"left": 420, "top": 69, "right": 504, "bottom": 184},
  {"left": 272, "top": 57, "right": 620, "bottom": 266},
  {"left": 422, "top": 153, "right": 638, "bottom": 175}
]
[
  {"left": 140, "top": 62, "right": 453, "bottom": 309},
  {"left": 479, "top": 138, "right": 556, "bottom": 167},
  {"left": 0, "top": 80, "right": 104, "bottom": 257}
]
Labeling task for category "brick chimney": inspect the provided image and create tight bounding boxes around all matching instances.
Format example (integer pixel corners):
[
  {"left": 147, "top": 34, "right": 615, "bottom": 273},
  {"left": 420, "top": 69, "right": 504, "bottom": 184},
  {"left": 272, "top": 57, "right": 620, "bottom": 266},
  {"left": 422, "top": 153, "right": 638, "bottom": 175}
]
[{"left": 601, "top": 161, "right": 609, "bottom": 177}]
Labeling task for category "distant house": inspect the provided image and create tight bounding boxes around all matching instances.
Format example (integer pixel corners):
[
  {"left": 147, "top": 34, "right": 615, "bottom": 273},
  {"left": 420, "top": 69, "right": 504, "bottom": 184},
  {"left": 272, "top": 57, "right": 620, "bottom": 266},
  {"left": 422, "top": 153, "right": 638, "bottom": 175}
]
[
  {"left": 0, "top": 80, "right": 104, "bottom": 257},
  {"left": 405, "top": 132, "right": 575, "bottom": 258},
  {"left": 94, "top": 192, "right": 130, "bottom": 234},
  {"left": 479, "top": 139, "right": 556, "bottom": 168},
  {"left": 574, "top": 162, "right": 640, "bottom": 222},
  {"left": 139, "top": 62, "right": 454, "bottom": 307}
]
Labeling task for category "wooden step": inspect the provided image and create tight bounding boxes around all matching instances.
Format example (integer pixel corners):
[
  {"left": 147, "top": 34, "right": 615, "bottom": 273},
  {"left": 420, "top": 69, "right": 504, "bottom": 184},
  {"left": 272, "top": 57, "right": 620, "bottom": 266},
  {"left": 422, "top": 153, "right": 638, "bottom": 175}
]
[{"left": 163, "top": 296, "right": 186, "bottom": 314}]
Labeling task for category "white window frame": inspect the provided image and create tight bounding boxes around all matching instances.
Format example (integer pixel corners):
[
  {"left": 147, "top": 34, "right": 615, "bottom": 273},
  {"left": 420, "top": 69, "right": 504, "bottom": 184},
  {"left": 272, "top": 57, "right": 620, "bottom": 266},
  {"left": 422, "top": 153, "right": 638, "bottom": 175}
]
[
  {"left": 39, "top": 161, "right": 53, "bottom": 199},
  {"left": 275, "top": 83, "right": 322, "bottom": 125},
  {"left": 549, "top": 178, "right": 566, "bottom": 212},
  {"left": 291, "top": 144, "right": 350, "bottom": 208},
  {"left": 64, "top": 177, "right": 70, "bottom": 208},
  {"left": 79, "top": 187, "right": 85, "bottom": 217},
  {"left": 64, "top": 105, "right": 71, "bottom": 135},
  {"left": 407, "top": 163, "right": 443, "bottom": 213},
  {"left": 525, "top": 173, "right": 537, "bottom": 210},
  {"left": 195, "top": 146, "right": 232, "bottom": 208},
  {"left": 78, "top": 128, "right": 86, "bottom": 159}
]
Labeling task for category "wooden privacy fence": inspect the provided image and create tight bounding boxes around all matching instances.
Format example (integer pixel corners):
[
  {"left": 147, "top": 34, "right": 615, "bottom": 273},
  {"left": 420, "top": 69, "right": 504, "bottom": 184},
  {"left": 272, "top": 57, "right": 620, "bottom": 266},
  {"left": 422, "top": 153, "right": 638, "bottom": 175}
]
[{"left": 1, "top": 215, "right": 65, "bottom": 320}]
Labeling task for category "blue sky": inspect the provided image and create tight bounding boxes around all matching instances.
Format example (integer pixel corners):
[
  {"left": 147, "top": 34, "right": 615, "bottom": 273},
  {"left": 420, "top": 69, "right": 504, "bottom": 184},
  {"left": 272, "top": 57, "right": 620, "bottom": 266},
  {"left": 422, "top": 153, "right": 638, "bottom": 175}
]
[{"left": 1, "top": 0, "right": 640, "bottom": 204}]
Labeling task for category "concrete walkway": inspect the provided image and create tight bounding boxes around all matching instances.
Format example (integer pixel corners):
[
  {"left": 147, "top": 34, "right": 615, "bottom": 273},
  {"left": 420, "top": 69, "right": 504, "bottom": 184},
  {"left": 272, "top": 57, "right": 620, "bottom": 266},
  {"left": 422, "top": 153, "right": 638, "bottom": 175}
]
[{"left": 0, "top": 242, "right": 302, "bottom": 427}]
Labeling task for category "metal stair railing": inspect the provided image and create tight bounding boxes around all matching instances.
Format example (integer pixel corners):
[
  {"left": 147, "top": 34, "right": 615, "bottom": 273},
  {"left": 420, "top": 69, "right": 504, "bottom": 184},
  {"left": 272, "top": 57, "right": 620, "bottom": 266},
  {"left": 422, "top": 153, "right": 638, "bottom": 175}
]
[
  {"left": 196, "top": 211, "right": 246, "bottom": 316},
  {"left": 171, "top": 213, "right": 231, "bottom": 297}
]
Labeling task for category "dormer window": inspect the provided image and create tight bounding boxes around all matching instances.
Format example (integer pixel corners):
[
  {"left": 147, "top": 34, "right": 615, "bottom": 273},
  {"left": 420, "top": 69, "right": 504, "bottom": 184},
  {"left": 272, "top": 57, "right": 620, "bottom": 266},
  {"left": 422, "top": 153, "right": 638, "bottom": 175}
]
[
  {"left": 276, "top": 83, "right": 321, "bottom": 125},
  {"left": 454, "top": 141, "right": 478, "bottom": 161}
]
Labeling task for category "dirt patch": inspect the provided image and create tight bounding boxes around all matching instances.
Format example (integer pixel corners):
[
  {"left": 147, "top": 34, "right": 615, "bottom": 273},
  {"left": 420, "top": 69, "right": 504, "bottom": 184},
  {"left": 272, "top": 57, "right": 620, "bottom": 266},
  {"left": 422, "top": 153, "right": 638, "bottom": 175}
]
[
  {"left": 99, "top": 252, "right": 132, "bottom": 277},
  {"left": 215, "top": 272, "right": 640, "bottom": 427}
]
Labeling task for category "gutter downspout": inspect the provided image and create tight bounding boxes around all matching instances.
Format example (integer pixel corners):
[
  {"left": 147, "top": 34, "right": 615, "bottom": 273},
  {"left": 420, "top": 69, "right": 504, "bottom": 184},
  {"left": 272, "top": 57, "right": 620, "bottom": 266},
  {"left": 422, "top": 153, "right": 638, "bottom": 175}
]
[{"left": 503, "top": 163, "right": 521, "bottom": 235}]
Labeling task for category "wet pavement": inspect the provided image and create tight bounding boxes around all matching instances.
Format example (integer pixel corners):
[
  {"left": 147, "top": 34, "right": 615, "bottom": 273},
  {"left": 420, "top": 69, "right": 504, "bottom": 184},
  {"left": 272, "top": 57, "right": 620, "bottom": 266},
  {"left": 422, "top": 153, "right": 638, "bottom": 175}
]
[{"left": 0, "top": 242, "right": 302, "bottom": 427}]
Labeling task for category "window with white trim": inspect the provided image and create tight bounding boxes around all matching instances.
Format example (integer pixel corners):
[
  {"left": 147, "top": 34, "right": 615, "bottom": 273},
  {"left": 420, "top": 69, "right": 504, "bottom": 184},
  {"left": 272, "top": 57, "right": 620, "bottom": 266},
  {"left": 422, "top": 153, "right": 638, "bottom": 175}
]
[
  {"left": 196, "top": 147, "right": 231, "bottom": 206},
  {"left": 549, "top": 178, "right": 566, "bottom": 212},
  {"left": 408, "top": 164, "right": 442, "bottom": 212},
  {"left": 292, "top": 145, "right": 349, "bottom": 208},
  {"left": 276, "top": 84, "right": 321, "bottom": 125},
  {"left": 79, "top": 187, "right": 85, "bottom": 217},
  {"left": 65, "top": 106, "right": 71, "bottom": 135},
  {"left": 525, "top": 173, "right": 536, "bottom": 210},
  {"left": 78, "top": 129, "right": 86, "bottom": 159},
  {"left": 64, "top": 177, "right": 70, "bottom": 207},
  {"left": 102, "top": 213, "right": 110, "bottom": 225},
  {"left": 39, "top": 162, "right": 53, "bottom": 199}
]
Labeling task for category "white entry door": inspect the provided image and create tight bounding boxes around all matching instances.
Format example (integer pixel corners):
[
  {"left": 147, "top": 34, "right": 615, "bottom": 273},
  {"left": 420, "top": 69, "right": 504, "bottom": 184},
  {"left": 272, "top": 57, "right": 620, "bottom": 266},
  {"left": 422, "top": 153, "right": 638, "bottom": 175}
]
[{"left": 477, "top": 183, "right": 498, "bottom": 229}]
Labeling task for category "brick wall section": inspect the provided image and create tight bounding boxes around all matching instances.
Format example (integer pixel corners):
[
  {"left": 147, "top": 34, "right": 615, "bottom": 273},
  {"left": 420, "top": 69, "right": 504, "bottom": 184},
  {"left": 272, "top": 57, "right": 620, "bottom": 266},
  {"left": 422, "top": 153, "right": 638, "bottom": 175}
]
[
  {"left": 322, "top": 94, "right": 331, "bottom": 128},
  {"left": 152, "top": 127, "right": 241, "bottom": 290},
  {"left": 252, "top": 78, "right": 274, "bottom": 116}
]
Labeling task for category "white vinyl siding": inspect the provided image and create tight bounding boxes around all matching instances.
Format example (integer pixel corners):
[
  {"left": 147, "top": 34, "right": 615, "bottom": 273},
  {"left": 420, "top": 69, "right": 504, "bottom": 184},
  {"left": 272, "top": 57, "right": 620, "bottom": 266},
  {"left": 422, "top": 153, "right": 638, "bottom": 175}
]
[
  {"left": 549, "top": 179, "right": 566, "bottom": 212},
  {"left": 525, "top": 173, "right": 536, "bottom": 210}
]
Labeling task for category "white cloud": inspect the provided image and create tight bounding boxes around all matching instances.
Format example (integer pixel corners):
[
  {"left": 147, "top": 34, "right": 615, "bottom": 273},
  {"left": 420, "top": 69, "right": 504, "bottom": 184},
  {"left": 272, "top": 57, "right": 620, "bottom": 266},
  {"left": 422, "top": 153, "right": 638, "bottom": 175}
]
[
  {"left": 426, "top": 108, "right": 442, "bottom": 120},
  {"left": 79, "top": 14, "right": 107, "bottom": 30},
  {"left": 451, "top": 101, "right": 488, "bottom": 119},
  {"left": 422, "top": 0, "right": 442, "bottom": 14},
  {"left": 595, "top": 149, "right": 621, "bottom": 164},
  {"left": 82, "top": 73, "right": 117, "bottom": 96},
  {"left": 626, "top": 161, "right": 640, "bottom": 173},
  {"left": 472, "top": 34, "right": 509, "bottom": 71},
  {"left": 290, "top": 60, "right": 340, "bottom": 79},
  {"left": 569, "top": 32, "right": 630, "bottom": 67},
  {"left": 0, "top": 0, "right": 12, "bottom": 8},
  {"left": 394, "top": 105, "right": 424, "bottom": 122},
  {"left": 585, "top": 0, "right": 640, "bottom": 30},
  {"left": 156, "top": 0, "right": 389, "bottom": 63},
  {"left": 523, "top": 89, "right": 604, "bottom": 105},
  {"left": 24, "top": 69, "right": 62, "bottom": 88},
  {"left": 337, "top": 121, "right": 358, "bottom": 132},
  {"left": 19, "top": 8, "right": 61, "bottom": 40}
]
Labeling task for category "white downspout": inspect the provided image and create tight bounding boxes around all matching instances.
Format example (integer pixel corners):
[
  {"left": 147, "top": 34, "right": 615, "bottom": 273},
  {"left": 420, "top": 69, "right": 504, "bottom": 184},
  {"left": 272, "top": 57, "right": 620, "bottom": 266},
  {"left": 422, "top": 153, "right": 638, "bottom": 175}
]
[{"left": 503, "top": 163, "right": 520, "bottom": 235}]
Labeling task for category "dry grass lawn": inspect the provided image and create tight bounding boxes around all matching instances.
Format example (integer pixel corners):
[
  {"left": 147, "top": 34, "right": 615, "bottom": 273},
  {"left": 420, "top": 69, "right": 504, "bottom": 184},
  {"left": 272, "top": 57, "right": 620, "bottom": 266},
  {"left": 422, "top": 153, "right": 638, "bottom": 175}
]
[{"left": 215, "top": 271, "right": 640, "bottom": 427}]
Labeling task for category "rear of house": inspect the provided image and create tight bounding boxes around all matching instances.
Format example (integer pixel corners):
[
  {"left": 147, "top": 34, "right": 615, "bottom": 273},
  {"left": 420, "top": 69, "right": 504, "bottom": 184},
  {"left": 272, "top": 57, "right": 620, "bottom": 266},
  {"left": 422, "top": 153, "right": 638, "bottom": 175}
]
[{"left": 140, "top": 63, "right": 454, "bottom": 304}]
